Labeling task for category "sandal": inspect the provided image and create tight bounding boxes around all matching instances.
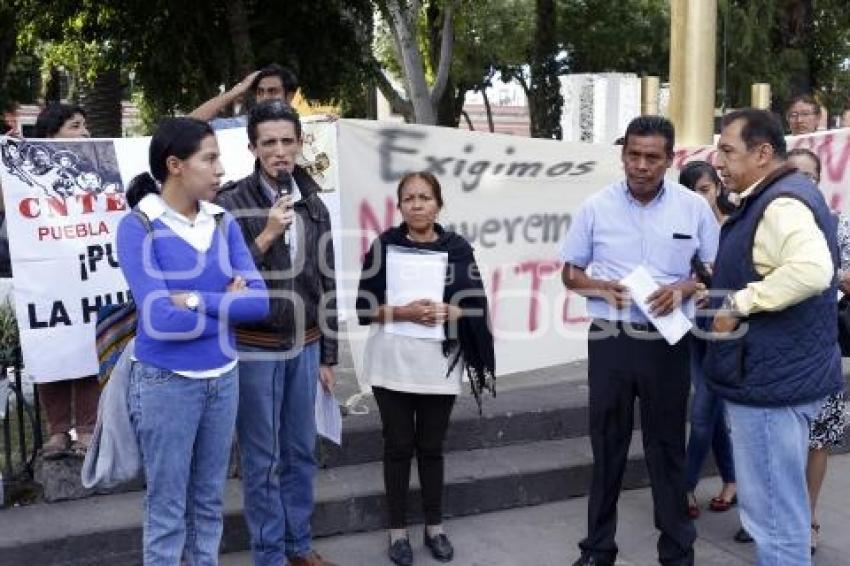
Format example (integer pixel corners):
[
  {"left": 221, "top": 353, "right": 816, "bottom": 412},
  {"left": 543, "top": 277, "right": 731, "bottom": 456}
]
[
  {"left": 70, "top": 432, "right": 93, "bottom": 457},
  {"left": 709, "top": 494, "right": 737, "bottom": 512},
  {"left": 811, "top": 522, "right": 820, "bottom": 555},
  {"left": 687, "top": 493, "right": 700, "bottom": 519},
  {"left": 41, "top": 432, "right": 71, "bottom": 460}
]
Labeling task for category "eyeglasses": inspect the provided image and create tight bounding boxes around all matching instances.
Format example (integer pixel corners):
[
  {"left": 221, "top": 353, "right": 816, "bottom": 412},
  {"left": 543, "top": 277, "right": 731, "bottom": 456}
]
[{"left": 787, "top": 111, "right": 818, "bottom": 120}]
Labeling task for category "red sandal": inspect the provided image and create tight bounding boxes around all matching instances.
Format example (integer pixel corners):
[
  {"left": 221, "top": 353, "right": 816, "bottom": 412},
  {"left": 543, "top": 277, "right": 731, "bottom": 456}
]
[
  {"left": 687, "top": 493, "right": 700, "bottom": 519},
  {"left": 708, "top": 494, "right": 737, "bottom": 512}
]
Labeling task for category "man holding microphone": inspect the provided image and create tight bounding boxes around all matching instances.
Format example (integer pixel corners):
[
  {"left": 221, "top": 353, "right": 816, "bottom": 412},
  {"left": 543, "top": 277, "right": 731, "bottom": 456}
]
[{"left": 217, "top": 101, "right": 338, "bottom": 566}]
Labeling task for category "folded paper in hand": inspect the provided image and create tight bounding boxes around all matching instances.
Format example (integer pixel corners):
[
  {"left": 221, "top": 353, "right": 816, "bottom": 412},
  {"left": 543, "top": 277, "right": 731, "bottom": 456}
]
[{"left": 620, "top": 265, "right": 692, "bottom": 345}]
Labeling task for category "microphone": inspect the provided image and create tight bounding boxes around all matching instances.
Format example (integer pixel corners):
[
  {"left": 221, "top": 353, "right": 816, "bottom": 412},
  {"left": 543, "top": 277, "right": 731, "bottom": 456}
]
[{"left": 276, "top": 169, "right": 293, "bottom": 246}]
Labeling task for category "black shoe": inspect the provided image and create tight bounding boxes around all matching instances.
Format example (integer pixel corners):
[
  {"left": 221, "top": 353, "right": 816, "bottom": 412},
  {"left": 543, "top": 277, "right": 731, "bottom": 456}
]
[
  {"left": 424, "top": 532, "right": 454, "bottom": 562},
  {"left": 733, "top": 528, "right": 754, "bottom": 543},
  {"left": 388, "top": 537, "right": 413, "bottom": 566},
  {"left": 571, "top": 555, "right": 614, "bottom": 566}
]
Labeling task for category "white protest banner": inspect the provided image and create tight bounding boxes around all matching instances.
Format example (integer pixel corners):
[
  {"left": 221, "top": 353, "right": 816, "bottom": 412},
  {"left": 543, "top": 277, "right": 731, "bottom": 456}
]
[
  {"left": 0, "top": 118, "right": 338, "bottom": 383},
  {"left": 2, "top": 118, "right": 847, "bottom": 384},
  {"left": 336, "top": 120, "right": 624, "bottom": 383},
  {"left": 336, "top": 122, "right": 850, "bottom": 389}
]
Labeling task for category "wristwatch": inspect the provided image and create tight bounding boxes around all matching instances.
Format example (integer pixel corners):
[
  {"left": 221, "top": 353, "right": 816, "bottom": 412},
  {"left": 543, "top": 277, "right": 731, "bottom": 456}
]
[
  {"left": 185, "top": 292, "right": 200, "bottom": 311},
  {"left": 721, "top": 293, "right": 741, "bottom": 317}
]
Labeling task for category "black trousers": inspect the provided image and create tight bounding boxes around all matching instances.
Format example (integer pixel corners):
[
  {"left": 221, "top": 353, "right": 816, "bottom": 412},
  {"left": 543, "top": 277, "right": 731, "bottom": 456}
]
[
  {"left": 579, "top": 321, "right": 696, "bottom": 565},
  {"left": 373, "top": 386, "right": 456, "bottom": 528}
]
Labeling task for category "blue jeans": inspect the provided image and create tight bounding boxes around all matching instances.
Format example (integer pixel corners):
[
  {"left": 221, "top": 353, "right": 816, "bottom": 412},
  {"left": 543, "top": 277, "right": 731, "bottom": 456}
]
[
  {"left": 129, "top": 361, "right": 238, "bottom": 566},
  {"left": 237, "top": 342, "right": 319, "bottom": 565},
  {"left": 726, "top": 399, "right": 823, "bottom": 566},
  {"left": 685, "top": 344, "right": 735, "bottom": 490}
]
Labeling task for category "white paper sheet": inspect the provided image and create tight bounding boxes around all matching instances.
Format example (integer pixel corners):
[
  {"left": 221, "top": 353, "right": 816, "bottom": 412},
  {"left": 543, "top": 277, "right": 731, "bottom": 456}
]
[
  {"left": 620, "top": 265, "right": 693, "bottom": 345},
  {"left": 315, "top": 382, "right": 342, "bottom": 446},
  {"left": 384, "top": 246, "right": 448, "bottom": 340}
]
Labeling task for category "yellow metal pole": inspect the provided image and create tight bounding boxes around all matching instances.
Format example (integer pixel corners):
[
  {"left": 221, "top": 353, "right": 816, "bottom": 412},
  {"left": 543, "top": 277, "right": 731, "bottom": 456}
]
[
  {"left": 668, "top": 0, "right": 687, "bottom": 128},
  {"left": 641, "top": 76, "right": 660, "bottom": 115},
  {"left": 751, "top": 83, "right": 771, "bottom": 110},
  {"left": 680, "top": 0, "right": 717, "bottom": 145}
]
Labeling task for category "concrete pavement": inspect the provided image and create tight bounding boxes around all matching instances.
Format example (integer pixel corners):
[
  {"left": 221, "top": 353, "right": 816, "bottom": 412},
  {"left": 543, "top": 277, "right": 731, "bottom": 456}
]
[{"left": 222, "top": 453, "right": 850, "bottom": 566}]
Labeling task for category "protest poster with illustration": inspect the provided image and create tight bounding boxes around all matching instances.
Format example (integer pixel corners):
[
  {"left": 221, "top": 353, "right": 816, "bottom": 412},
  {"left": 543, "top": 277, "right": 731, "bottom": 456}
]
[
  {"left": 0, "top": 137, "right": 129, "bottom": 381},
  {"left": 0, "top": 119, "right": 339, "bottom": 383}
]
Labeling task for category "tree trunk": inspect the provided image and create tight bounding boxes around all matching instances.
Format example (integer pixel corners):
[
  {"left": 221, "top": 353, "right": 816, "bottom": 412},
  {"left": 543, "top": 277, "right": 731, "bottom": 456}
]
[
  {"left": 44, "top": 67, "right": 62, "bottom": 104},
  {"left": 528, "top": 0, "right": 563, "bottom": 139},
  {"left": 79, "top": 68, "right": 123, "bottom": 137},
  {"left": 779, "top": 0, "right": 814, "bottom": 95},
  {"left": 427, "top": 2, "right": 463, "bottom": 127},
  {"left": 461, "top": 110, "right": 474, "bottom": 130},
  {"left": 224, "top": 0, "right": 255, "bottom": 79},
  {"left": 386, "top": 0, "right": 436, "bottom": 124},
  {"left": 482, "top": 88, "right": 495, "bottom": 132},
  {"left": 0, "top": 3, "right": 16, "bottom": 107}
]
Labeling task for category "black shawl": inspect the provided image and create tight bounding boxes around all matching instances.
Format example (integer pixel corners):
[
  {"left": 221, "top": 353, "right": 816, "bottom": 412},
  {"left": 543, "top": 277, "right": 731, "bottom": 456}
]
[{"left": 357, "top": 223, "right": 496, "bottom": 410}]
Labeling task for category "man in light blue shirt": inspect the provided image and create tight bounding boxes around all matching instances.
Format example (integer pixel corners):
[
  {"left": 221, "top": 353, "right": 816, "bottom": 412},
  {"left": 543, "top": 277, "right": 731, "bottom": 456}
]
[{"left": 562, "top": 116, "right": 718, "bottom": 566}]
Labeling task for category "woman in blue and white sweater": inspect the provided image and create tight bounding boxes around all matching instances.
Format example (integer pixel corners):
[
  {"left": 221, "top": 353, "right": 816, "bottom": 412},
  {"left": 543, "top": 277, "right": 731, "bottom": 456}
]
[{"left": 117, "top": 117, "right": 269, "bottom": 565}]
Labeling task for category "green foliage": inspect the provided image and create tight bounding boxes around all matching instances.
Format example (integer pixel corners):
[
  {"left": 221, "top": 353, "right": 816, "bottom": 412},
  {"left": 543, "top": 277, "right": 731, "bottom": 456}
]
[
  {"left": 560, "top": 0, "right": 670, "bottom": 77},
  {"left": 0, "top": 0, "right": 20, "bottom": 111},
  {"left": 720, "top": 0, "right": 850, "bottom": 112},
  {"left": 10, "top": 0, "right": 374, "bottom": 117},
  {"left": 376, "top": 0, "right": 535, "bottom": 126},
  {"left": 0, "top": 298, "right": 20, "bottom": 366}
]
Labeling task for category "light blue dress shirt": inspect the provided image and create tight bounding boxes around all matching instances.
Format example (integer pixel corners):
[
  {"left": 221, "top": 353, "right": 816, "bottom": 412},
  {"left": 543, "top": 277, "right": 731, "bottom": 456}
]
[
  {"left": 560, "top": 180, "right": 719, "bottom": 323},
  {"left": 209, "top": 115, "right": 248, "bottom": 131}
]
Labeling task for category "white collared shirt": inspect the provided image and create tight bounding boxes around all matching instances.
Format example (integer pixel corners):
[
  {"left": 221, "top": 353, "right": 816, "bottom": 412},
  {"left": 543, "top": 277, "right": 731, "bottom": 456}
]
[
  {"left": 135, "top": 193, "right": 237, "bottom": 379},
  {"left": 138, "top": 193, "right": 226, "bottom": 252}
]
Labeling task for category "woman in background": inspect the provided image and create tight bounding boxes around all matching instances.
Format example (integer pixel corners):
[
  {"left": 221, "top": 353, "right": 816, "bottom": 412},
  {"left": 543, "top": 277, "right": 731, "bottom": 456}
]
[
  {"left": 678, "top": 161, "right": 738, "bottom": 519},
  {"left": 787, "top": 147, "right": 848, "bottom": 554},
  {"left": 35, "top": 103, "right": 95, "bottom": 458}
]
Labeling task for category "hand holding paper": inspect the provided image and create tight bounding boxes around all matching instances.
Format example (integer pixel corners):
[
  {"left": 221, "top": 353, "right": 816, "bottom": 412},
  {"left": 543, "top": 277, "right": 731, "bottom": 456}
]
[{"left": 620, "top": 265, "right": 692, "bottom": 345}]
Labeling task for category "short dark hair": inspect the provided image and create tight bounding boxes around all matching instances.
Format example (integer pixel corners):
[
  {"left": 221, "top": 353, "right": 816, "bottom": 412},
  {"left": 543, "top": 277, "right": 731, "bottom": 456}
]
[
  {"left": 623, "top": 115, "right": 675, "bottom": 156},
  {"left": 787, "top": 147, "right": 822, "bottom": 179},
  {"left": 251, "top": 64, "right": 299, "bottom": 96},
  {"left": 397, "top": 171, "right": 444, "bottom": 209},
  {"left": 247, "top": 101, "right": 302, "bottom": 145},
  {"left": 678, "top": 160, "right": 721, "bottom": 192},
  {"left": 721, "top": 108, "right": 787, "bottom": 159},
  {"left": 33, "top": 103, "right": 86, "bottom": 138},
  {"left": 787, "top": 94, "right": 821, "bottom": 115}
]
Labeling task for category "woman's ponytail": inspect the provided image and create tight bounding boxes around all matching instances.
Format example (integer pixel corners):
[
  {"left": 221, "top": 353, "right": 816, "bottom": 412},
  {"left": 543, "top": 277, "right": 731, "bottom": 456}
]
[{"left": 126, "top": 172, "right": 160, "bottom": 208}]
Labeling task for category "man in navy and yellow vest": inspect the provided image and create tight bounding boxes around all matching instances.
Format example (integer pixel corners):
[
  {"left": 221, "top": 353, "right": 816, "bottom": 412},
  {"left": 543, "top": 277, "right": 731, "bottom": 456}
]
[{"left": 706, "top": 108, "right": 843, "bottom": 566}]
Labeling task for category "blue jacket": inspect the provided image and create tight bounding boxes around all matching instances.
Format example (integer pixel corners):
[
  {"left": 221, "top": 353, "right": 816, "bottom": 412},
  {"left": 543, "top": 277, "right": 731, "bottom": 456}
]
[{"left": 704, "top": 166, "right": 843, "bottom": 406}]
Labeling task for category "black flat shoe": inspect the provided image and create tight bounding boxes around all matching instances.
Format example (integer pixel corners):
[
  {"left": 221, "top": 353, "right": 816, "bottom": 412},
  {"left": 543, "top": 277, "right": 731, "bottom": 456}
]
[
  {"left": 388, "top": 537, "right": 413, "bottom": 566},
  {"left": 733, "top": 528, "right": 754, "bottom": 543},
  {"left": 424, "top": 532, "right": 454, "bottom": 562},
  {"left": 571, "top": 555, "right": 614, "bottom": 566}
]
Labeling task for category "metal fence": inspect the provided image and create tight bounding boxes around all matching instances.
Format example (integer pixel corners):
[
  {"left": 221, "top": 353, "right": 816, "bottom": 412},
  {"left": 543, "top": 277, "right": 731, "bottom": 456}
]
[{"left": 1, "top": 359, "right": 43, "bottom": 504}]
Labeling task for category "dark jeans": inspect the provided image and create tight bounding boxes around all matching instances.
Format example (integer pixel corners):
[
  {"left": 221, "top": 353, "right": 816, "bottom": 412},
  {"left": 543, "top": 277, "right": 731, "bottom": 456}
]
[
  {"left": 685, "top": 339, "right": 735, "bottom": 491},
  {"left": 373, "top": 386, "right": 456, "bottom": 529},
  {"left": 579, "top": 321, "right": 696, "bottom": 565}
]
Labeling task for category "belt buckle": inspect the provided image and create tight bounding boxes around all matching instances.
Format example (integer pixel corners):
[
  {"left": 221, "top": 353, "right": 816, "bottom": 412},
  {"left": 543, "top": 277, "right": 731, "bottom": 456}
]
[{"left": 630, "top": 322, "right": 653, "bottom": 333}]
